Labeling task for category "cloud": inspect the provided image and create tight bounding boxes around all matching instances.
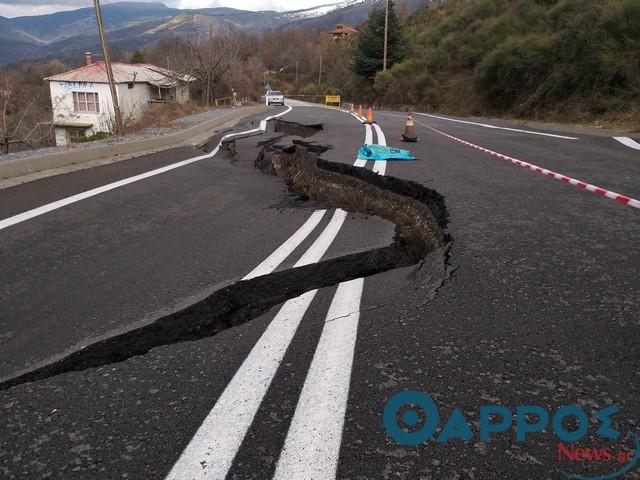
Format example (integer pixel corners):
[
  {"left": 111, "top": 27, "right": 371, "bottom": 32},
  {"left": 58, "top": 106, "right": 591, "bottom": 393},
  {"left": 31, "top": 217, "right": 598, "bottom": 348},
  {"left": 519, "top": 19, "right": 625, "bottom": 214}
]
[
  {"left": 0, "top": 4, "right": 78, "bottom": 17},
  {"left": 0, "top": 0, "right": 334, "bottom": 17}
]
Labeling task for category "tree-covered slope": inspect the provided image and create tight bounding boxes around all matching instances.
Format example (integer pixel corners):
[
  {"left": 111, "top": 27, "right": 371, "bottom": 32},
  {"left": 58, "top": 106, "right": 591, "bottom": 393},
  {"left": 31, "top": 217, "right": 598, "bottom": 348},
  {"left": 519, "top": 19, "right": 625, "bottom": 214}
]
[{"left": 375, "top": 0, "right": 640, "bottom": 123}]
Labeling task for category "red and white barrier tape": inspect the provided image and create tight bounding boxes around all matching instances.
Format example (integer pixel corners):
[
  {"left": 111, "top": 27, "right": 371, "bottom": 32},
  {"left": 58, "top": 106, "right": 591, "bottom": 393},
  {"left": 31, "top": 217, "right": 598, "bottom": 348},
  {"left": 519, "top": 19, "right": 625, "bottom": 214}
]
[{"left": 417, "top": 121, "right": 640, "bottom": 210}]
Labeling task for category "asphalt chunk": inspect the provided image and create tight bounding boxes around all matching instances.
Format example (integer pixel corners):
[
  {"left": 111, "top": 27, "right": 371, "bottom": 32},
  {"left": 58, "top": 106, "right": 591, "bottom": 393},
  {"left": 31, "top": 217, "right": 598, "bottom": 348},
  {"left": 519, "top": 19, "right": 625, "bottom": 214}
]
[{"left": 274, "top": 119, "right": 323, "bottom": 138}]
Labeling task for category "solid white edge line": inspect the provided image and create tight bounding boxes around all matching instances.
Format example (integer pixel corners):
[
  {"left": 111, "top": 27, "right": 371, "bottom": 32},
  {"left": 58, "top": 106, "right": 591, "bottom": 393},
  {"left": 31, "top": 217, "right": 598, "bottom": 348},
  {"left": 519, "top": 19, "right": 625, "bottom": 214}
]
[
  {"left": 418, "top": 120, "right": 640, "bottom": 209},
  {"left": 414, "top": 112, "right": 578, "bottom": 140},
  {"left": 0, "top": 106, "right": 293, "bottom": 232},
  {"left": 273, "top": 277, "right": 364, "bottom": 480},
  {"left": 349, "top": 112, "right": 365, "bottom": 123},
  {"left": 614, "top": 137, "right": 640, "bottom": 151},
  {"left": 165, "top": 209, "right": 348, "bottom": 480},
  {"left": 372, "top": 123, "right": 387, "bottom": 175},
  {"left": 242, "top": 209, "right": 327, "bottom": 280}
]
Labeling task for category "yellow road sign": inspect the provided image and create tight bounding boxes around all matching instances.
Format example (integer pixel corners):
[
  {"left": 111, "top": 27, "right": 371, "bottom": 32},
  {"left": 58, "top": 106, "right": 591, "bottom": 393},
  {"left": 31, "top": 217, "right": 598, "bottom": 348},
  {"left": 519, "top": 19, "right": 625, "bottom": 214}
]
[{"left": 325, "top": 95, "right": 341, "bottom": 105}]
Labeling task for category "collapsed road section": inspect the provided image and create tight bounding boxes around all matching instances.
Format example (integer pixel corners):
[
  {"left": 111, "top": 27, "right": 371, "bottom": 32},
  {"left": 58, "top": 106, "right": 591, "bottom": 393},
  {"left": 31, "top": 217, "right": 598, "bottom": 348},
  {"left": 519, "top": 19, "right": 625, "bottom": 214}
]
[{"left": 0, "top": 139, "right": 450, "bottom": 392}]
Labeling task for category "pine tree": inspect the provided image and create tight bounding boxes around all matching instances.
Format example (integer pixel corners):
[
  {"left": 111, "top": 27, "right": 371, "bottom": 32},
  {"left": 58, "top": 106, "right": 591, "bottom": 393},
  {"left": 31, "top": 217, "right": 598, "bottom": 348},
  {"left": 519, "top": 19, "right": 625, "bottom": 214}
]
[
  {"left": 353, "top": 0, "right": 406, "bottom": 79},
  {"left": 129, "top": 50, "right": 145, "bottom": 64}
]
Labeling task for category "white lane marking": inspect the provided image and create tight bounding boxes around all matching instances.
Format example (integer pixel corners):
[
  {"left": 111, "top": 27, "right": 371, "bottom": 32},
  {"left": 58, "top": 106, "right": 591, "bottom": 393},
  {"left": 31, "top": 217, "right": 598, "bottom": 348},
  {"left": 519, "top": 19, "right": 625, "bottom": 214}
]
[
  {"left": 413, "top": 112, "right": 578, "bottom": 140},
  {"left": 274, "top": 121, "right": 390, "bottom": 480},
  {"left": 417, "top": 119, "right": 640, "bottom": 209},
  {"left": 353, "top": 159, "right": 368, "bottom": 167},
  {"left": 294, "top": 210, "right": 347, "bottom": 266},
  {"left": 365, "top": 124, "right": 373, "bottom": 145},
  {"left": 166, "top": 209, "right": 348, "bottom": 480},
  {"left": 243, "top": 209, "right": 327, "bottom": 280},
  {"left": 273, "top": 277, "right": 364, "bottom": 480},
  {"left": 614, "top": 137, "right": 640, "bottom": 151},
  {"left": 372, "top": 123, "right": 387, "bottom": 175},
  {"left": 353, "top": 125, "right": 373, "bottom": 168},
  {"left": 0, "top": 107, "right": 293, "bottom": 232},
  {"left": 168, "top": 108, "right": 372, "bottom": 479}
]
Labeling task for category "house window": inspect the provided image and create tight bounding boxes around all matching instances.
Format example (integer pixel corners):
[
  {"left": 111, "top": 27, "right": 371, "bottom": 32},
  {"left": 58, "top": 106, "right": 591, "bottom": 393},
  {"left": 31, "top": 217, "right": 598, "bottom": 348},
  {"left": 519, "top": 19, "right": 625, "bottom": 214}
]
[
  {"left": 68, "top": 128, "right": 88, "bottom": 142},
  {"left": 73, "top": 92, "right": 100, "bottom": 113}
]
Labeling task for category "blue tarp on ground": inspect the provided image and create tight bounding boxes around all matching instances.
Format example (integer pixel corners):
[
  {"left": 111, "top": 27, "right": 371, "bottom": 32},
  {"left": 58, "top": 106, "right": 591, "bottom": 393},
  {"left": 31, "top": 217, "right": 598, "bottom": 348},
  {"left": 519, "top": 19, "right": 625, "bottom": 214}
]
[{"left": 357, "top": 144, "right": 417, "bottom": 161}]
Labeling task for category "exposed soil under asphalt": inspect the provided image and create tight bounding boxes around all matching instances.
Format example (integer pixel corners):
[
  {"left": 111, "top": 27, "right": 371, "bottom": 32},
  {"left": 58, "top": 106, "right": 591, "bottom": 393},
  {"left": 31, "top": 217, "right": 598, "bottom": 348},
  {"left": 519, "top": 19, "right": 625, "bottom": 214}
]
[
  {"left": 0, "top": 121, "right": 451, "bottom": 391},
  {"left": 274, "top": 118, "right": 323, "bottom": 137}
]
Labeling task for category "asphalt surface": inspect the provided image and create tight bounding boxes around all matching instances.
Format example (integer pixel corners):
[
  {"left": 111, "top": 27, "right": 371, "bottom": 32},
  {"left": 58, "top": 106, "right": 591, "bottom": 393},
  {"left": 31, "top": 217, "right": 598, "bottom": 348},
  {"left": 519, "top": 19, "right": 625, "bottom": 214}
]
[{"left": 0, "top": 102, "right": 638, "bottom": 480}]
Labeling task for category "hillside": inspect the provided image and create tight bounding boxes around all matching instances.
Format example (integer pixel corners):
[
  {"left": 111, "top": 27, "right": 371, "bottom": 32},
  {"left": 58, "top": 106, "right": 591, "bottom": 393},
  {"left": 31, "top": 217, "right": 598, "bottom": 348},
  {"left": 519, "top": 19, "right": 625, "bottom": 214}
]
[
  {"left": 375, "top": 0, "right": 640, "bottom": 125},
  {"left": 0, "top": 0, "right": 416, "bottom": 65}
]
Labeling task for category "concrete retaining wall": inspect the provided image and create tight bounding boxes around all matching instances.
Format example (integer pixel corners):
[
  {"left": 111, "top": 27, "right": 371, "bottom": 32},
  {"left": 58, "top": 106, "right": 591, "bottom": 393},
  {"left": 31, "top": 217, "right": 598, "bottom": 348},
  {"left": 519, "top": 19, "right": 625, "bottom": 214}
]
[{"left": 0, "top": 106, "right": 268, "bottom": 181}]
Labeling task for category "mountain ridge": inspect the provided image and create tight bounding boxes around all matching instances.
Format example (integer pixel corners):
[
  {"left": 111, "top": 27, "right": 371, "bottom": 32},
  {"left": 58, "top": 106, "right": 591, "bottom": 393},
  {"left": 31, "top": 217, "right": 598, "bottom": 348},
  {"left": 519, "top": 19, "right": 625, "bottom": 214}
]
[{"left": 1, "top": 0, "right": 431, "bottom": 65}]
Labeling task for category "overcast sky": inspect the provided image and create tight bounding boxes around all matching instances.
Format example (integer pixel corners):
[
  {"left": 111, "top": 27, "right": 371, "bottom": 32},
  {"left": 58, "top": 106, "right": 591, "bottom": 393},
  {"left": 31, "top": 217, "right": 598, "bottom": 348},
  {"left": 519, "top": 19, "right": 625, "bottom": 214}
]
[{"left": 0, "top": 0, "right": 333, "bottom": 18}]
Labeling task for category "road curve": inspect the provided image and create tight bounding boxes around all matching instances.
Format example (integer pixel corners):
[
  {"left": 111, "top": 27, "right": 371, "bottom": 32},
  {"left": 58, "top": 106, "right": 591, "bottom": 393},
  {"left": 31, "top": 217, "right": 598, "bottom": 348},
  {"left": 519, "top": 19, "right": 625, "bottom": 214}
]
[{"left": 0, "top": 102, "right": 638, "bottom": 480}]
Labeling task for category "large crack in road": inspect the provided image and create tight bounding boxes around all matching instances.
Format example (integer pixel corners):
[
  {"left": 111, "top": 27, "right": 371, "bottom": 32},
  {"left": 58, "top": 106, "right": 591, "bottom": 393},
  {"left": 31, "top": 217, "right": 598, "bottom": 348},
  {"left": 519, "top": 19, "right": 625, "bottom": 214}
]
[{"left": 0, "top": 122, "right": 451, "bottom": 391}]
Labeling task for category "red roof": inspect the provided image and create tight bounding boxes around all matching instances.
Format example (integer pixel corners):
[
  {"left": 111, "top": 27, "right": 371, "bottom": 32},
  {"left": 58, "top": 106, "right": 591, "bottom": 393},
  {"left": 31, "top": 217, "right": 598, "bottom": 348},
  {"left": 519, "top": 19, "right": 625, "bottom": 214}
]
[
  {"left": 45, "top": 62, "right": 193, "bottom": 87},
  {"left": 329, "top": 24, "right": 358, "bottom": 35}
]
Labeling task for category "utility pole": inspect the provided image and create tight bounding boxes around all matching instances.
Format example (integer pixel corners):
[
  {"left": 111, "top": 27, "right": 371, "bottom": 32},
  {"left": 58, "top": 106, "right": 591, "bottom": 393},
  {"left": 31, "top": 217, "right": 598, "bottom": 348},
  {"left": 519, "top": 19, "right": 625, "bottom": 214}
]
[
  {"left": 318, "top": 54, "right": 323, "bottom": 86},
  {"left": 383, "top": 0, "right": 389, "bottom": 71},
  {"left": 93, "top": 0, "right": 123, "bottom": 134},
  {"left": 295, "top": 61, "right": 299, "bottom": 89}
]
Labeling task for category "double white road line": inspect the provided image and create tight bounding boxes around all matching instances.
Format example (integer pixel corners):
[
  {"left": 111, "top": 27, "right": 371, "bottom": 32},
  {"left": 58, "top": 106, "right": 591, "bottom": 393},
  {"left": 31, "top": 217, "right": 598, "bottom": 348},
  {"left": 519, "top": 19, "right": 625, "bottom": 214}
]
[
  {"left": 1, "top": 101, "right": 389, "bottom": 478},
  {"left": 1, "top": 100, "right": 389, "bottom": 479},
  {"left": 353, "top": 122, "right": 386, "bottom": 175},
  {"left": 167, "top": 107, "right": 388, "bottom": 480},
  {"left": 275, "top": 118, "right": 387, "bottom": 479}
]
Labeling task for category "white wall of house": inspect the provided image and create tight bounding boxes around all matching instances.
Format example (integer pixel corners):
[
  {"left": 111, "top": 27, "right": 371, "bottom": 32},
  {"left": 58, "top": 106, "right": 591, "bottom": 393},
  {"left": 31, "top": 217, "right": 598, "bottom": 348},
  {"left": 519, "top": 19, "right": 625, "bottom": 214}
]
[
  {"left": 49, "top": 81, "right": 116, "bottom": 141},
  {"left": 49, "top": 79, "right": 190, "bottom": 146},
  {"left": 176, "top": 83, "right": 189, "bottom": 104},
  {"left": 117, "top": 82, "right": 152, "bottom": 123}
]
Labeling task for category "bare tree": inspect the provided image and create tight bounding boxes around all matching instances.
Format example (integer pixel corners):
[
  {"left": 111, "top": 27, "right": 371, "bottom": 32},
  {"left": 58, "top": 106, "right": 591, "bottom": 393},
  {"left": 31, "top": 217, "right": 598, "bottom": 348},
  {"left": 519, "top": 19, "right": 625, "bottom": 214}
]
[
  {"left": 184, "top": 33, "right": 241, "bottom": 105},
  {"left": 145, "top": 36, "right": 192, "bottom": 72},
  {"left": 0, "top": 75, "right": 53, "bottom": 155}
]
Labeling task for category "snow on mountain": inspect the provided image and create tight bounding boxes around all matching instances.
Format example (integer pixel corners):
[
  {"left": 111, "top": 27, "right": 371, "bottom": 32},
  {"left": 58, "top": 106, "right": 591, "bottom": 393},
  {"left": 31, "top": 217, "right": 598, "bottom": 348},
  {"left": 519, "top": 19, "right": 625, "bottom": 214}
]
[
  {"left": 279, "top": 0, "right": 369, "bottom": 21},
  {"left": 1, "top": 0, "right": 419, "bottom": 65}
]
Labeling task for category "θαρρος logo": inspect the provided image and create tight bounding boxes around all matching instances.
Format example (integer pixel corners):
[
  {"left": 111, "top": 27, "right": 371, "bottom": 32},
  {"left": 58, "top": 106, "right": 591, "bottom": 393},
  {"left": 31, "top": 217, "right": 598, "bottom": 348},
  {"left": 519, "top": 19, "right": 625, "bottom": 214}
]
[{"left": 382, "top": 390, "right": 638, "bottom": 479}]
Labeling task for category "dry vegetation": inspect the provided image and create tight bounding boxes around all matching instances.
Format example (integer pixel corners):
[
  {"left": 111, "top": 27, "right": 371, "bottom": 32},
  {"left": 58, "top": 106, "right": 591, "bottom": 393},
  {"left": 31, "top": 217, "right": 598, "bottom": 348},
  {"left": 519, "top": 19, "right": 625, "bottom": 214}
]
[
  {"left": 121, "top": 102, "right": 206, "bottom": 135},
  {"left": 0, "top": 60, "right": 66, "bottom": 153},
  {"left": 2, "top": 0, "right": 638, "bottom": 154}
]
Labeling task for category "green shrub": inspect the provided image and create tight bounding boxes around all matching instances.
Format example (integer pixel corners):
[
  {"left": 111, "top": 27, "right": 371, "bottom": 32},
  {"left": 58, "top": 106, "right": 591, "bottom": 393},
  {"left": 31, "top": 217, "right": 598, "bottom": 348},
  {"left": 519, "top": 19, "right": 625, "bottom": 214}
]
[
  {"left": 380, "top": 0, "right": 639, "bottom": 123},
  {"left": 72, "top": 131, "right": 110, "bottom": 143}
]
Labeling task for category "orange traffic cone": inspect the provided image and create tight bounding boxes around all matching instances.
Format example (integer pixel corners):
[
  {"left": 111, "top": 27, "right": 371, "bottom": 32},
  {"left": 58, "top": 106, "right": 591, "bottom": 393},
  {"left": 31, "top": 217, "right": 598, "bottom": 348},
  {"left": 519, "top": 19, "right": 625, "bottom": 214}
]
[
  {"left": 358, "top": 105, "right": 363, "bottom": 118},
  {"left": 401, "top": 113, "right": 418, "bottom": 142},
  {"left": 365, "top": 107, "right": 375, "bottom": 124}
]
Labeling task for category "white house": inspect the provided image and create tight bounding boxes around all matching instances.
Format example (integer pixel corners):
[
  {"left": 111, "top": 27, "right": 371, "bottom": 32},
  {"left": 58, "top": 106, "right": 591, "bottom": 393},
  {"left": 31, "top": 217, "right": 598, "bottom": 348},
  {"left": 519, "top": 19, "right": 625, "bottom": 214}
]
[{"left": 45, "top": 52, "right": 193, "bottom": 146}]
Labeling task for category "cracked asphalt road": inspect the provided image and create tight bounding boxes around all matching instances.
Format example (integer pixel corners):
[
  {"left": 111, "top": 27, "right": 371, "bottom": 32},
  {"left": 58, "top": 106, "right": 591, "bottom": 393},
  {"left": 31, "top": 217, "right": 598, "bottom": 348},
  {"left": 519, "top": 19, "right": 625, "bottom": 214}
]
[{"left": 0, "top": 103, "right": 638, "bottom": 480}]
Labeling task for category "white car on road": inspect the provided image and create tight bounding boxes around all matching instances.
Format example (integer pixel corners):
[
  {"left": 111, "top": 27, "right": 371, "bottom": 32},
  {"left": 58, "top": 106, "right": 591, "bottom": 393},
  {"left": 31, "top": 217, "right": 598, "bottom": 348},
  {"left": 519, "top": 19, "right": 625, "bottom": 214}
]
[{"left": 266, "top": 90, "right": 285, "bottom": 106}]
